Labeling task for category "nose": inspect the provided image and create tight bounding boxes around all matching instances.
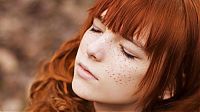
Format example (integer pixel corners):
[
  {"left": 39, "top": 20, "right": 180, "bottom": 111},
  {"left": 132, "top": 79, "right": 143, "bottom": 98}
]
[
  {"left": 87, "top": 41, "right": 106, "bottom": 62},
  {"left": 87, "top": 33, "right": 112, "bottom": 62}
]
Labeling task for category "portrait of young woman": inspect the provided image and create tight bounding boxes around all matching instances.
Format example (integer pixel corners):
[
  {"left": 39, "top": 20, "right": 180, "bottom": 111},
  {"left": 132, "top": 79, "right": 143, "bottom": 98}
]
[{"left": 25, "top": 0, "right": 200, "bottom": 112}]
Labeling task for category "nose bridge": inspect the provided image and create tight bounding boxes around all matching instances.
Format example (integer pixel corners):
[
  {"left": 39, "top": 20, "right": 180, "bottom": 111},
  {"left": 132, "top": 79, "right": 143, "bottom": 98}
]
[
  {"left": 87, "top": 31, "right": 114, "bottom": 61},
  {"left": 90, "top": 31, "right": 114, "bottom": 49},
  {"left": 98, "top": 30, "right": 114, "bottom": 42}
]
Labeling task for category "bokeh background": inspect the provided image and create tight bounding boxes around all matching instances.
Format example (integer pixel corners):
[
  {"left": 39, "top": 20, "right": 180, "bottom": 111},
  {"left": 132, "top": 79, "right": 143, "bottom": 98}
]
[{"left": 0, "top": 0, "right": 94, "bottom": 111}]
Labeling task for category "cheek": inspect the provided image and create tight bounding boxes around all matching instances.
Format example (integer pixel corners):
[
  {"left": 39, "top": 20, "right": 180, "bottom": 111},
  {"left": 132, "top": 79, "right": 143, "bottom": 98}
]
[
  {"left": 107, "top": 51, "right": 138, "bottom": 86},
  {"left": 104, "top": 49, "right": 145, "bottom": 87},
  {"left": 105, "top": 64, "right": 138, "bottom": 86},
  {"left": 111, "top": 73, "right": 135, "bottom": 85}
]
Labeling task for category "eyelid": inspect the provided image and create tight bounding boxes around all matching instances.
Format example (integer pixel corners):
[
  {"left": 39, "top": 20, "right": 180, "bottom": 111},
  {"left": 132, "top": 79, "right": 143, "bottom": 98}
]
[
  {"left": 93, "top": 18, "right": 106, "bottom": 31},
  {"left": 123, "top": 47, "right": 135, "bottom": 56},
  {"left": 120, "top": 45, "right": 136, "bottom": 59},
  {"left": 90, "top": 25, "right": 103, "bottom": 33},
  {"left": 93, "top": 24, "right": 103, "bottom": 31}
]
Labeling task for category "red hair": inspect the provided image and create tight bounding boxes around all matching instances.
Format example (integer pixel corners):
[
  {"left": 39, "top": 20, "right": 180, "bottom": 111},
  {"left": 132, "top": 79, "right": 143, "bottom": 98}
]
[{"left": 26, "top": 0, "right": 200, "bottom": 111}]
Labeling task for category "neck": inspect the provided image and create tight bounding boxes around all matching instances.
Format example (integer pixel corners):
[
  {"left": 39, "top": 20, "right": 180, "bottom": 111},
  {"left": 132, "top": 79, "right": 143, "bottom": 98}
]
[{"left": 93, "top": 102, "right": 142, "bottom": 112}]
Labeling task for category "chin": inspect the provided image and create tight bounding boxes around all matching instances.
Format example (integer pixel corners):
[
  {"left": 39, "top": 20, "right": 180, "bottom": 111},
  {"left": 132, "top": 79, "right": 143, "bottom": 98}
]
[{"left": 72, "top": 77, "right": 95, "bottom": 101}]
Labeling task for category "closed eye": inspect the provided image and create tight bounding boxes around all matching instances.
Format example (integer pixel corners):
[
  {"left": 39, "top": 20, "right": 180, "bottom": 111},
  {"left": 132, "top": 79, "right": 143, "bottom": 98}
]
[
  {"left": 90, "top": 25, "right": 103, "bottom": 33},
  {"left": 120, "top": 45, "right": 136, "bottom": 60}
]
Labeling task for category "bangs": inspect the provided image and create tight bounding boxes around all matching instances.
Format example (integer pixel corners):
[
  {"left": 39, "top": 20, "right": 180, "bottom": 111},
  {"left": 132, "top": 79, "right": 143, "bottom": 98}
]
[
  {"left": 88, "top": 0, "right": 187, "bottom": 56},
  {"left": 89, "top": 0, "right": 151, "bottom": 45}
]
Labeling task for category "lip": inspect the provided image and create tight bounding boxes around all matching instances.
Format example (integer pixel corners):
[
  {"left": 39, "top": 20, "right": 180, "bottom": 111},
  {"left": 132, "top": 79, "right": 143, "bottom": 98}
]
[{"left": 77, "top": 62, "right": 98, "bottom": 80}]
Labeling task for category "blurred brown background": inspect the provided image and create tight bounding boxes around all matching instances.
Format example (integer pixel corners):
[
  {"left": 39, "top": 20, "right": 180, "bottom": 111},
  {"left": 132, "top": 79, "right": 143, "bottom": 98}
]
[{"left": 0, "top": 0, "right": 94, "bottom": 111}]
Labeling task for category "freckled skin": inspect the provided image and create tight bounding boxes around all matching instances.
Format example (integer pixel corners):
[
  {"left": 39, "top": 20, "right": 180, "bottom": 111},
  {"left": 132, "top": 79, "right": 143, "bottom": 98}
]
[
  {"left": 72, "top": 19, "right": 151, "bottom": 104},
  {"left": 106, "top": 52, "right": 135, "bottom": 86}
]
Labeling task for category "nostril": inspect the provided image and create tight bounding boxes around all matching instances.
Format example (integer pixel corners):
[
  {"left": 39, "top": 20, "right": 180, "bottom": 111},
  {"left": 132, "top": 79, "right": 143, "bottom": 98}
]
[
  {"left": 91, "top": 55, "right": 98, "bottom": 61},
  {"left": 88, "top": 52, "right": 98, "bottom": 61},
  {"left": 87, "top": 48, "right": 102, "bottom": 62}
]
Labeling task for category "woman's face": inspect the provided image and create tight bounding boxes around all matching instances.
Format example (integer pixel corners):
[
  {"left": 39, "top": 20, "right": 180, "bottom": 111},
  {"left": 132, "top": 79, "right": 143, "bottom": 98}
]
[{"left": 72, "top": 17, "right": 151, "bottom": 104}]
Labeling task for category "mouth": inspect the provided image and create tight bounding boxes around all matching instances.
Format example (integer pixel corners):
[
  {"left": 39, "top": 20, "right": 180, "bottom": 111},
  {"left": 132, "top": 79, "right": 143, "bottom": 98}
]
[{"left": 77, "top": 62, "right": 99, "bottom": 80}]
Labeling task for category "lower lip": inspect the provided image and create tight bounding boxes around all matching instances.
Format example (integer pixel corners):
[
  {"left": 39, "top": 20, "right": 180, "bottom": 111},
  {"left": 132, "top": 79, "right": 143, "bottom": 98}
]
[{"left": 77, "top": 64, "right": 97, "bottom": 80}]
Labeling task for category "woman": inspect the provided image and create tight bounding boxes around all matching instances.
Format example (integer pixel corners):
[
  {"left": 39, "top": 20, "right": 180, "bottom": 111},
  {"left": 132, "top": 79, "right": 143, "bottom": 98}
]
[{"left": 26, "top": 0, "right": 200, "bottom": 111}]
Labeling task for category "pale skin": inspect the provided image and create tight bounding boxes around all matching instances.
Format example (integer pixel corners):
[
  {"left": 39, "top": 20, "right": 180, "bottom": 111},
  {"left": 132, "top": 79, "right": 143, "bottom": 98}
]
[{"left": 72, "top": 12, "right": 151, "bottom": 111}]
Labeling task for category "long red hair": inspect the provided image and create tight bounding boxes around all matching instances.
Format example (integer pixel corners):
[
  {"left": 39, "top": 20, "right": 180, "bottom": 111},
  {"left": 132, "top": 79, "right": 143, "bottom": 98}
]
[{"left": 26, "top": 0, "right": 200, "bottom": 111}]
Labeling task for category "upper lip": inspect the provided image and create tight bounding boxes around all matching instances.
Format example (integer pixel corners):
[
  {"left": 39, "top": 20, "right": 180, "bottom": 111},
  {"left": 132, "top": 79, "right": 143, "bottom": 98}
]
[{"left": 78, "top": 62, "right": 99, "bottom": 80}]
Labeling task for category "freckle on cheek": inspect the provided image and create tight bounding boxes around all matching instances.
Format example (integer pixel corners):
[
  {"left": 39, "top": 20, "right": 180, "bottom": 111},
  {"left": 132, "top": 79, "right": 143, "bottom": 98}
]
[{"left": 107, "top": 61, "right": 135, "bottom": 86}]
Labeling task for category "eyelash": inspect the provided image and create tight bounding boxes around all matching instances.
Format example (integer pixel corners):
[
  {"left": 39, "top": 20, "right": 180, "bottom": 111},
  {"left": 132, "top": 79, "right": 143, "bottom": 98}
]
[
  {"left": 120, "top": 45, "right": 135, "bottom": 60},
  {"left": 90, "top": 25, "right": 103, "bottom": 33}
]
